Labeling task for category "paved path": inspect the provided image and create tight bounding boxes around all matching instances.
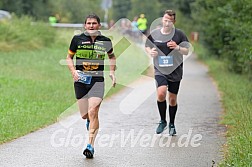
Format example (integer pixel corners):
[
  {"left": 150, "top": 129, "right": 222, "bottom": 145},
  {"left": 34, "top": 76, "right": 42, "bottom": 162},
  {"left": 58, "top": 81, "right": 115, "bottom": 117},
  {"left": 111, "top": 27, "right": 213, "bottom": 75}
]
[{"left": 0, "top": 54, "right": 225, "bottom": 167}]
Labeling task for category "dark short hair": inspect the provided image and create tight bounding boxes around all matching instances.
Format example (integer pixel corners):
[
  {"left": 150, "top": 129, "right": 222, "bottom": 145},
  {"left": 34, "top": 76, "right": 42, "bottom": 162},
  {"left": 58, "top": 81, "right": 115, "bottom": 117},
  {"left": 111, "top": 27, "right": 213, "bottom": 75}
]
[
  {"left": 164, "top": 10, "right": 176, "bottom": 20},
  {"left": 84, "top": 13, "right": 101, "bottom": 24}
]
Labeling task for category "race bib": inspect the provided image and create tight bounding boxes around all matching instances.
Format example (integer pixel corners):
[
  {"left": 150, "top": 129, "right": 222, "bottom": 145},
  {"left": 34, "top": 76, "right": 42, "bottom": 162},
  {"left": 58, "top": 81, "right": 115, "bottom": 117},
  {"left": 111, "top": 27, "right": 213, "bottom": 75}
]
[
  {"left": 158, "top": 55, "right": 173, "bottom": 67},
  {"left": 76, "top": 71, "right": 92, "bottom": 84}
]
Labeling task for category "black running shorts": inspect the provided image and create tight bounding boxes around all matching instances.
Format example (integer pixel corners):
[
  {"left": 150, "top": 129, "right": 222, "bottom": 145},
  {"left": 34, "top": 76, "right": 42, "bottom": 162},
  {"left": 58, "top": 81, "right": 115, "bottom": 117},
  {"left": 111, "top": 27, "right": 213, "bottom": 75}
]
[
  {"left": 74, "top": 81, "right": 105, "bottom": 99},
  {"left": 155, "top": 75, "right": 181, "bottom": 94}
]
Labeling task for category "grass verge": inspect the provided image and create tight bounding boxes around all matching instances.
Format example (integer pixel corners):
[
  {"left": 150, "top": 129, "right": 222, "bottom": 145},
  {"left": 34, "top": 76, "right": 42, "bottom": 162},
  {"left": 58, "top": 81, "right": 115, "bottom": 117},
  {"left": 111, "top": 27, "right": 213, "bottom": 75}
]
[
  {"left": 0, "top": 15, "right": 56, "bottom": 51},
  {"left": 194, "top": 43, "right": 252, "bottom": 166}
]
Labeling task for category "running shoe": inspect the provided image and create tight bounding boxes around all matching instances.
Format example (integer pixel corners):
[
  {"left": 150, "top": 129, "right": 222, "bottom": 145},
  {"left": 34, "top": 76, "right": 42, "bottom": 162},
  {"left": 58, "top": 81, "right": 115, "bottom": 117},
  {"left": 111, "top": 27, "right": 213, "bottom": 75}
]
[
  {"left": 156, "top": 120, "right": 167, "bottom": 134},
  {"left": 169, "top": 123, "right": 176, "bottom": 136},
  {"left": 83, "top": 144, "right": 94, "bottom": 158}
]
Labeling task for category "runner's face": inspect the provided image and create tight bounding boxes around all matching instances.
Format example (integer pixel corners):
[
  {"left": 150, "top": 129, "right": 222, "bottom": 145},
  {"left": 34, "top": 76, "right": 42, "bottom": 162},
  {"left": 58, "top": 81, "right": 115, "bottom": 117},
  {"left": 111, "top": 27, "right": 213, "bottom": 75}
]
[
  {"left": 84, "top": 18, "right": 101, "bottom": 34},
  {"left": 162, "top": 14, "right": 175, "bottom": 29}
]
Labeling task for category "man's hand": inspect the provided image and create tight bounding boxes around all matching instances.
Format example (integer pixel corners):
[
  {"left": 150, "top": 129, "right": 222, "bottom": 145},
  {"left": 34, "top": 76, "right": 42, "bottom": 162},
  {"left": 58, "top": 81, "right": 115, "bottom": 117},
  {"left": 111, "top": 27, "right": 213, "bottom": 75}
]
[
  {"left": 72, "top": 70, "right": 79, "bottom": 82},
  {"left": 150, "top": 47, "right": 158, "bottom": 57},
  {"left": 167, "top": 40, "right": 178, "bottom": 50},
  {"left": 109, "top": 72, "right": 116, "bottom": 87}
]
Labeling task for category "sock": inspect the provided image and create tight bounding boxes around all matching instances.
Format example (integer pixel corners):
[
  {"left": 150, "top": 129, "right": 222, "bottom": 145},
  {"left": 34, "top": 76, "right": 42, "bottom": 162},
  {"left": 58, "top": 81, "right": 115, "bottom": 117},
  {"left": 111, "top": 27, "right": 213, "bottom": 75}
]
[
  {"left": 157, "top": 100, "right": 167, "bottom": 121},
  {"left": 169, "top": 105, "right": 177, "bottom": 124}
]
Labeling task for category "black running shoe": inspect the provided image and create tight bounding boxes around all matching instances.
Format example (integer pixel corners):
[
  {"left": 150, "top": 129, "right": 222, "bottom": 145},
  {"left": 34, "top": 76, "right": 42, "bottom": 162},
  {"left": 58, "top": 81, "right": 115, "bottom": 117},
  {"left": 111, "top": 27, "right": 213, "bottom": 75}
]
[
  {"left": 169, "top": 123, "right": 176, "bottom": 136},
  {"left": 83, "top": 144, "right": 94, "bottom": 158},
  {"left": 156, "top": 120, "right": 167, "bottom": 134}
]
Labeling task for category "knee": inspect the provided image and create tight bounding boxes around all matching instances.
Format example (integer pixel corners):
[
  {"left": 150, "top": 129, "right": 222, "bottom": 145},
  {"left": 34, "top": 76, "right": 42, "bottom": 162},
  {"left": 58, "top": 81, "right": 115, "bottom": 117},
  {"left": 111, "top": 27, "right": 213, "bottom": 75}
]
[
  {"left": 169, "top": 98, "right": 177, "bottom": 106},
  {"left": 157, "top": 93, "right": 166, "bottom": 101},
  {"left": 88, "top": 106, "right": 99, "bottom": 120},
  {"left": 82, "top": 113, "right": 88, "bottom": 119}
]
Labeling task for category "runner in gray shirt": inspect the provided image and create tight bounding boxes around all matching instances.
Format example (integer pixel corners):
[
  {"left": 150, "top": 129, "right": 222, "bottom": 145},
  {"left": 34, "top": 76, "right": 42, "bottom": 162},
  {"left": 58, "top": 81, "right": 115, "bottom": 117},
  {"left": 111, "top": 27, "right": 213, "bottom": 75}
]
[{"left": 145, "top": 10, "right": 189, "bottom": 135}]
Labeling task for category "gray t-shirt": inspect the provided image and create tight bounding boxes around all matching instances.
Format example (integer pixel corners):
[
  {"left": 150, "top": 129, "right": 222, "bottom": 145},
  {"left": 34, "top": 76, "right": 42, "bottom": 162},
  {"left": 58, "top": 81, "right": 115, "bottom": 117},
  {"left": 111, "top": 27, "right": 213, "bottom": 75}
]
[{"left": 145, "top": 28, "right": 189, "bottom": 81}]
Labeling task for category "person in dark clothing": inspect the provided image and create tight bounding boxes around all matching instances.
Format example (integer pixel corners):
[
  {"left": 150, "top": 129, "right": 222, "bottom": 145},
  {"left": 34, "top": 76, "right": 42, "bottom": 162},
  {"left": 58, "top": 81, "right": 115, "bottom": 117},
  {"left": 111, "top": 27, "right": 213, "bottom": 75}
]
[
  {"left": 66, "top": 13, "right": 116, "bottom": 158},
  {"left": 145, "top": 10, "right": 189, "bottom": 136}
]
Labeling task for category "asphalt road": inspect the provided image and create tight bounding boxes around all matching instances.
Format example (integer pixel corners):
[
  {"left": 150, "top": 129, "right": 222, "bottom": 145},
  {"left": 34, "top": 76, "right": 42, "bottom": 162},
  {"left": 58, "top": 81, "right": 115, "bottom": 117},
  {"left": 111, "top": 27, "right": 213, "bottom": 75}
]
[{"left": 0, "top": 54, "right": 226, "bottom": 167}]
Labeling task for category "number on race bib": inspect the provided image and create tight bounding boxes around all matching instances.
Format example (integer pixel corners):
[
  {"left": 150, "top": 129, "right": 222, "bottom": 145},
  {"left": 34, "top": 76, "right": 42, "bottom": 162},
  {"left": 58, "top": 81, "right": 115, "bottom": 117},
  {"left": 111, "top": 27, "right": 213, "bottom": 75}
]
[
  {"left": 76, "top": 71, "right": 92, "bottom": 84},
  {"left": 158, "top": 56, "right": 173, "bottom": 67}
]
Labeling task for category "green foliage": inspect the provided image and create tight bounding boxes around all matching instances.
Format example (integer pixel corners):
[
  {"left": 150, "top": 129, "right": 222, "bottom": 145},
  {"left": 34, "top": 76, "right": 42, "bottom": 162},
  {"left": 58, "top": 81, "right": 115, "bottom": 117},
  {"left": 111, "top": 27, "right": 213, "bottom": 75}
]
[
  {"left": 0, "top": 15, "right": 56, "bottom": 51},
  {"left": 190, "top": 0, "right": 225, "bottom": 55},
  {"left": 215, "top": 61, "right": 252, "bottom": 166},
  {"left": 112, "top": 0, "right": 132, "bottom": 20},
  {"left": 222, "top": 0, "right": 252, "bottom": 75},
  {"left": 176, "top": 0, "right": 194, "bottom": 19},
  {"left": 208, "top": 59, "right": 252, "bottom": 167},
  {"left": 0, "top": 0, "right": 192, "bottom": 32},
  {"left": 0, "top": 0, "right": 51, "bottom": 21},
  {"left": 48, "top": 0, "right": 103, "bottom": 23},
  {"left": 0, "top": 0, "right": 103, "bottom": 23},
  {"left": 191, "top": 0, "right": 252, "bottom": 76}
]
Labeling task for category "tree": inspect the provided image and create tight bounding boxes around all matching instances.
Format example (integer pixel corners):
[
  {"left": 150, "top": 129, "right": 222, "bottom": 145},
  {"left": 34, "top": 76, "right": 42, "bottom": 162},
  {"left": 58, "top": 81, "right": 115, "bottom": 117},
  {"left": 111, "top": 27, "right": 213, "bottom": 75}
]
[
  {"left": 112, "top": 0, "right": 132, "bottom": 20},
  {"left": 191, "top": 0, "right": 252, "bottom": 75},
  {"left": 0, "top": 0, "right": 51, "bottom": 20},
  {"left": 48, "top": 0, "right": 102, "bottom": 23}
]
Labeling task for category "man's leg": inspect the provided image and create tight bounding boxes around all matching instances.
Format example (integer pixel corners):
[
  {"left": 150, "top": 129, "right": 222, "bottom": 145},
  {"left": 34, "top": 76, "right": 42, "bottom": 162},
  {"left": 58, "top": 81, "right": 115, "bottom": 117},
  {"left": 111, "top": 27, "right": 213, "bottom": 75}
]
[
  {"left": 87, "top": 97, "right": 102, "bottom": 147},
  {"left": 168, "top": 81, "right": 180, "bottom": 135},
  {"left": 168, "top": 92, "right": 178, "bottom": 124},
  {"left": 83, "top": 97, "right": 102, "bottom": 158},
  {"left": 156, "top": 85, "right": 168, "bottom": 134},
  {"left": 168, "top": 92, "right": 177, "bottom": 136},
  {"left": 77, "top": 98, "right": 88, "bottom": 119},
  {"left": 74, "top": 82, "right": 90, "bottom": 130},
  {"left": 155, "top": 75, "right": 169, "bottom": 134},
  {"left": 168, "top": 81, "right": 180, "bottom": 124},
  {"left": 157, "top": 85, "right": 167, "bottom": 121},
  {"left": 77, "top": 98, "right": 90, "bottom": 130}
]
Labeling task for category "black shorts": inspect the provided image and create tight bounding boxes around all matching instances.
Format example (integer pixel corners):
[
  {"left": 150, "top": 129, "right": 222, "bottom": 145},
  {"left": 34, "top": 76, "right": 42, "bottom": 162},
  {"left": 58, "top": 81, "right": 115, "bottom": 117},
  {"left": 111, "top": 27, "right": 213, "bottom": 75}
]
[
  {"left": 155, "top": 75, "right": 181, "bottom": 94},
  {"left": 74, "top": 81, "right": 104, "bottom": 99}
]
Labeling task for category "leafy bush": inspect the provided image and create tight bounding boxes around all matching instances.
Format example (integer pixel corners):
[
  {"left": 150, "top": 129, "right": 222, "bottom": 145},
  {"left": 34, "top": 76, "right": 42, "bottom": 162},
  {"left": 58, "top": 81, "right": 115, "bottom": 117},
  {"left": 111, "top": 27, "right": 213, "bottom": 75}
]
[{"left": 191, "top": 0, "right": 252, "bottom": 77}]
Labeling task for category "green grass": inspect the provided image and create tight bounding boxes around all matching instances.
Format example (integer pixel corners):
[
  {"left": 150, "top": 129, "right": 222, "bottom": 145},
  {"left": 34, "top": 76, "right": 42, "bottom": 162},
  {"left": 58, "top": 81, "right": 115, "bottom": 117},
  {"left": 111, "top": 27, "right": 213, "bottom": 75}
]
[
  {"left": 194, "top": 43, "right": 252, "bottom": 167},
  {"left": 0, "top": 15, "right": 56, "bottom": 51},
  {"left": 0, "top": 28, "right": 149, "bottom": 144},
  {"left": 0, "top": 46, "right": 74, "bottom": 143}
]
